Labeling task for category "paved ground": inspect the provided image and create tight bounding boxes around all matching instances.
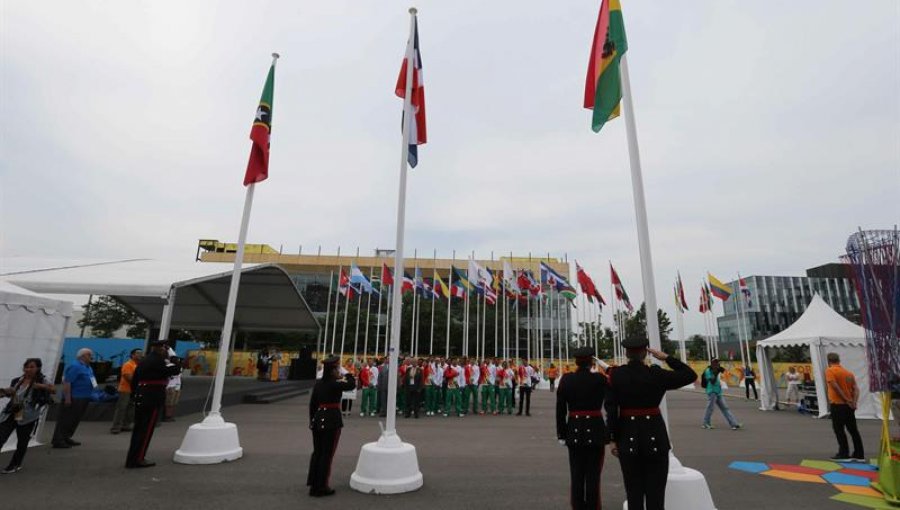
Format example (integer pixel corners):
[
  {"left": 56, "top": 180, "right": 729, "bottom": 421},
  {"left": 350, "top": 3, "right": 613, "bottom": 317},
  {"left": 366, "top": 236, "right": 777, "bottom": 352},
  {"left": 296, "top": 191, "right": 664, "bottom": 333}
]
[{"left": 0, "top": 387, "right": 883, "bottom": 509}]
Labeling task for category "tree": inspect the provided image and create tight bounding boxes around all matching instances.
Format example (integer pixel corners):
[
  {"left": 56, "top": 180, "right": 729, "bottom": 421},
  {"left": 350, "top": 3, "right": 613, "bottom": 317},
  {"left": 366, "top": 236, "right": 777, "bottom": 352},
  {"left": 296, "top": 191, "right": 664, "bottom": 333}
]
[
  {"left": 687, "top": 334, "right": 708, "bottom": 360},
  {"left": 624, "top": 303, "right": 676, "bottom": 355},
  {"left": 77, "top": 296, "right": 148, "bottom": 338}
]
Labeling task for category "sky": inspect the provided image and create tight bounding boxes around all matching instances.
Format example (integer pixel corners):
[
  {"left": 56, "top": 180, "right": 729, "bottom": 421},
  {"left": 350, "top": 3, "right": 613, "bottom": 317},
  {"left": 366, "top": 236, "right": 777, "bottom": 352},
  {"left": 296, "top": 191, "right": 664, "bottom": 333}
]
[{"left": 1, "top": 0, "right": 898, "bottom": 337}]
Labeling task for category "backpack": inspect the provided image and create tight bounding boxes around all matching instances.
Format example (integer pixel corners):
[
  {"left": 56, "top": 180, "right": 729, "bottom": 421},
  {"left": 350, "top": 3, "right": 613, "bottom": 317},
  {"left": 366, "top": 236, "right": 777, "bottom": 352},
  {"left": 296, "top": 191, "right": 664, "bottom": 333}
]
[{"left": 700, "top": 368, "right": 710, "bottom": 389}]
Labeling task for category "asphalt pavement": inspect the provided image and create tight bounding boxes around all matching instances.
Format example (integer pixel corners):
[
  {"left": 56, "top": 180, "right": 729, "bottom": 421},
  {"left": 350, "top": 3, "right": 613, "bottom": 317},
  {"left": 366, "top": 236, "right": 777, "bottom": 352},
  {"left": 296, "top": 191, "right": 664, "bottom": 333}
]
[{"left": 0, "top": 386, "right": 883, "bottom": 509}]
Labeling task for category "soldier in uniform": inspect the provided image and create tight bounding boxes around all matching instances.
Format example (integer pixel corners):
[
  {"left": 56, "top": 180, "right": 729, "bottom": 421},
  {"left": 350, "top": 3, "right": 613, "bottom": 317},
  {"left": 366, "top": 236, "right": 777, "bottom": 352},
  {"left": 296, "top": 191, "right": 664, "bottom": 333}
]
[
  {"left": 307, "top": 356, "right": 356, "bottom": 497},
  {"left": 125, "top": 340, "right": 180, "bottom": 468},
  {"left": 556, "top": 347, "right": 608, "bottom": 510},
  {"left": 605, "top": 336, "right": 697, "bottom": 510}
]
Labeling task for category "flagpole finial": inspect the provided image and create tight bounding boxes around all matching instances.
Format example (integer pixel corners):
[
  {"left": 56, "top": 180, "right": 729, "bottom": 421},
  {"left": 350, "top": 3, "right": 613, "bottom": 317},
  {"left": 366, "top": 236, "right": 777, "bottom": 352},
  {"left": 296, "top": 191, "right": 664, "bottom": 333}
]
[
  {"left": 271, "top": 52, "right": 280, "bottom": 60},
  {"left": 409, "top": 7, "right": 417, "bottom": 15}
]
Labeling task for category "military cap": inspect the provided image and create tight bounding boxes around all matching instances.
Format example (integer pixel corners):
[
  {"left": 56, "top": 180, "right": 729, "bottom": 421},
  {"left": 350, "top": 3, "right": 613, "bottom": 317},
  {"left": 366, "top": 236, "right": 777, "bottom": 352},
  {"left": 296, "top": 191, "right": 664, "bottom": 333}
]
[
  {"left": 621, "top": 335, "right": 649, "bottom": 349},
  {"left": 573, "top": 346, "right": 595, "bottom": 360},
  {"left": 322, "top": 355, "right": 341, "bottom": 368}
]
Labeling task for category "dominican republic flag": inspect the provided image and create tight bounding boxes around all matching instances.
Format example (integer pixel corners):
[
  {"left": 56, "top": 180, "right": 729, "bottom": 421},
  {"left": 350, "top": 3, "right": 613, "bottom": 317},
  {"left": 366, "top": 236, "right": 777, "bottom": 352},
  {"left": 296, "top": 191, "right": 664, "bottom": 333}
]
[
  {"left": 245, "top": 59, "right": 276, "bottom": 186},
  {"left": 402, "top": 273, "right": 416, "bottom": 294},
  {"left": 338, "top": 269, "right": 357, "bottom": 299},
  {"left": 610, "top": 263, "right": 634, "bottom": 312},
  {"left": 395, "top": 14, "right": 426, "bottom": 168},
  {"left": 381, "top": 263, "right": 394, "bottom": 287},
  {"left": 738, "top": 275, "right": 752, "bottom": 308}
]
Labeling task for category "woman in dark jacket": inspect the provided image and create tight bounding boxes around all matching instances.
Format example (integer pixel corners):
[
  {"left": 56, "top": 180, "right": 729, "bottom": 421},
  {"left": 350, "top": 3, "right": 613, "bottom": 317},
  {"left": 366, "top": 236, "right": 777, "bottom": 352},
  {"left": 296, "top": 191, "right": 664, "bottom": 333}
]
[
  {"left": 0, "top": 358, "right": 54, "bottom": 474},
  {"left": 307, "top": 356, "right": 356, "bottom": 497}
]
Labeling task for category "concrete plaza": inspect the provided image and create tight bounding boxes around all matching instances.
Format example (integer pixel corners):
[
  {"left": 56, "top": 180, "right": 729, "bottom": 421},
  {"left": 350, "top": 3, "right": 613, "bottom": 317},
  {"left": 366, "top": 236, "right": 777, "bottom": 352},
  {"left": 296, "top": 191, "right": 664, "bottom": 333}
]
[{"left": 0, "top": 387, "right": 883, "bottom": 509}]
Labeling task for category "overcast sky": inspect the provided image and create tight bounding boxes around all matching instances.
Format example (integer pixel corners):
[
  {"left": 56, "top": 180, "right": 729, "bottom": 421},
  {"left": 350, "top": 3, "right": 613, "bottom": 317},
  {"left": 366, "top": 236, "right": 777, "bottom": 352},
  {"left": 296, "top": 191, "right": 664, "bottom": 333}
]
[{"left": 1, "top": 0, "right": 898, "bottom": 336}]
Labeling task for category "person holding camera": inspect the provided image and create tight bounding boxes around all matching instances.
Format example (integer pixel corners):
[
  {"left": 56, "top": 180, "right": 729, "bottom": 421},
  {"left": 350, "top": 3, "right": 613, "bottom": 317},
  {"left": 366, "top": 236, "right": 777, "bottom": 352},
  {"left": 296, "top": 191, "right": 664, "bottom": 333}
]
[
  {"left": 0, "top": 358, "right": 54, "bottom": 474},
  {"left": 701, "top": 358, "right": 742, "bottom": 430}
]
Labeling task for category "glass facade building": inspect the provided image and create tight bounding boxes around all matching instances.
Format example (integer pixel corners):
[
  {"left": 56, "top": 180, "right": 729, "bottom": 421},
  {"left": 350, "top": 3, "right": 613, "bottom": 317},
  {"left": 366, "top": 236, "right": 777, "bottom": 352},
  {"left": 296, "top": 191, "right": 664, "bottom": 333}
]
[{"left": 716, "top": 264, "right": 860, "bottom": 345}]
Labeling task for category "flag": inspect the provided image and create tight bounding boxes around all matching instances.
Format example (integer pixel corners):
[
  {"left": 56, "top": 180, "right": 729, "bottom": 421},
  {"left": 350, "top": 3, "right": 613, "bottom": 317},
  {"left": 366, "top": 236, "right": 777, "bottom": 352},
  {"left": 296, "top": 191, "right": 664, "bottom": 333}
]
[
  {"left": 483, "top": 268, "right": 498, "bottom": 305},
  {"left": 395, "top": 15, "right": 427, "bottom": 168},
  {"left": 338, "top": 269, "right": 357, "bottom": 299},
  {"left": 244, "top": 61, "right": 276, "bottom": 186},
  {"left": 451, "top": 266, "right": 469, "bottom": 298},
  {"left": 381, "top": 263, "right": 394, "bottom": 287},
  {"left": 517, "top": 270, "right": 534, "bottom": 294},
  {"left": 434, "top": 272, "right": 451, "bottom": 299},
  {"left": 540, "top": 262, "right": 573, "bottom": 290},
  {"left": 468, "top": 259, "right": 493, "bottom": 291},
  {"left": 559, "top": 286, "right": 577, "bottom": 302},
  {"left": 708, "top": 273, "right": 733, "bottom": 301},
  {"left": 350, "top": 263, "right": 377, "bottom": 294},
  {"left": 739, "top": 275, "right": 752, "bottom": 308},
  {"left": 698, "top": 285, "right": 707, "bottom": 313},
  {"left": 415, "top": 268, "right": 433, "bottom": 300},
  {"left": 401, "top": 273, "right": 415, "bottom": 294},
  {"left": 674, "top": 285, "right": 683, "bottom": 313},
  {"left": 610, "top": 263, "right": 634, "bottom": 312},
  {"left": 576, "top": 262, "right": 606, "bottom": 306},
  {"left": 584, "top": 0, "right": 628, "bottom": 133},
  {"left": 676, "top": 272, "right": 689, "bottom": 311}
]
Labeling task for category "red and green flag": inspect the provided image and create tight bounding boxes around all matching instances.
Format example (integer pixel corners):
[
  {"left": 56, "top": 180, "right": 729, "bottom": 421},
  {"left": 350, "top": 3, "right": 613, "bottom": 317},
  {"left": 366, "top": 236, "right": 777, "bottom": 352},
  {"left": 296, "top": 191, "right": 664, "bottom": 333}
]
[
  {"left": 584, "top": 0, "right": 628, "bottom": 133},
  {"left": 244, "top": 61, "right": 276, "bottom": 186}
]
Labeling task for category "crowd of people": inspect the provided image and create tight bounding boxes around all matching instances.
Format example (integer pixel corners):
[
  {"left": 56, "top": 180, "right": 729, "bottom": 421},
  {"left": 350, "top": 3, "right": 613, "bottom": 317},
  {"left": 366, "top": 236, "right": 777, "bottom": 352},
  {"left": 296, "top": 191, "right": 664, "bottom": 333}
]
[{"left": 326, "top": 356, "right": 551, "bottom": 419}]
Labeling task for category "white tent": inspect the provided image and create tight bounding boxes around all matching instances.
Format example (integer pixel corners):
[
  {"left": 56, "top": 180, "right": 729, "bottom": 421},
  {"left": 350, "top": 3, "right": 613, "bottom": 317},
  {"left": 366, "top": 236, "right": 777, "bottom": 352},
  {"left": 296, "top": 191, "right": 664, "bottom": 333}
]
[
  {"left": 0, "top": 281, "right": 73, "bottom": 452},
  {"left": 756, "top": 294, "right": 877, "bottom": 419}
]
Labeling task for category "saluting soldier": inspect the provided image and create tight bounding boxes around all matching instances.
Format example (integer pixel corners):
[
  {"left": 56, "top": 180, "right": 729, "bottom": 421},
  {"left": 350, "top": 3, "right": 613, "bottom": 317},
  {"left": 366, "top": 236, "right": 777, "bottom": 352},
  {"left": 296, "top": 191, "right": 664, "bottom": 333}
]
[
  {"left": 556, "top": 347, "right": 608, "bottom": 510},
  {"left": 605, "top": 336, "right": 697, "bottom": 510},
  {"left": 307, "top": 356, "right": 356, "bottom": 497},
  {"left": 125, "top": 340, "right": 180, "bottom": 468}
]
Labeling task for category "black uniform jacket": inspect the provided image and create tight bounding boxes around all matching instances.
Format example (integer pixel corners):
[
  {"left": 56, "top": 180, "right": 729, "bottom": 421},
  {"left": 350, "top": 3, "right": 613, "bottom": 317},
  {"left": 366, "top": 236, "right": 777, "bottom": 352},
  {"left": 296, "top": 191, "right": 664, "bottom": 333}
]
[
  {"left": 555, "top": 367, "right": 608, "bottom": 448},
  {"left": 308, "top": 374, "right": 356, "bottom": 431},
  {"left": 605, "top": 358, "right": 696, "bottom": 457},
  {"left": 403, "top": 367, "right": 424, "bottom": 391},
  {"left": 132, "top": 351, "right": 180, "bottom": 403}
]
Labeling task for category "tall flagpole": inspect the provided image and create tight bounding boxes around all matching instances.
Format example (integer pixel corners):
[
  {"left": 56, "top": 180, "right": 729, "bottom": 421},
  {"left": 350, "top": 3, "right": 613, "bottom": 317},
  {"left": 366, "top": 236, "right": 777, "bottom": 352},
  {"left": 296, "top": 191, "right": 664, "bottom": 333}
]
[
  {"left": 384, "top": 282, "right": 392, "bottom": 357},
  {"left": 363, "top": 265, "right": 375, "bottom": 358},
  {"left": 429, "top": 254, "right": 436, "bottom": 356},
  {"left": 675, "top": 293, "right": 686, "bottom": 362},
  {"left": 351, "top": 10, "right": 423, "bottom": 495},
  {"left": 354, "top": 268, "right": 363, "bottom": 360},
  {"left": 375, "top": 263, "right": 384, "bottom": 357},
  {"left": 320, "top": 270, "right": 334, "bottom": 361},
  {"left": 340, "top": 276, "right": 351, "bottom": 358},
  {"left": 330, "top": 265, "right": 343, "bottom": 353},
  {"left": 446, "top": 251, "right": 454, "bottom": 357}
]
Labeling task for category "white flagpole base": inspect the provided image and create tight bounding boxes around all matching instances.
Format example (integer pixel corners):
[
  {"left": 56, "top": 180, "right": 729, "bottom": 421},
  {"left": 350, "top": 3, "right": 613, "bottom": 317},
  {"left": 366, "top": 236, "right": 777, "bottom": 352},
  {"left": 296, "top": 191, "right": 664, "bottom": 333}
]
[
  {"left": 535, "top": 379, "right": 551, "bottom": 390},
  {"left": 350, "top": 430, "right": 423, "bottom": 494},
  {"left": 172, "top": 413, "right": 243, "bottom": 465},
  {"left": 623, "top": 454, "right": 716, "bottom": 510},
  {"left": 679, "top": 383, "right": 695, "bottom": 391}
]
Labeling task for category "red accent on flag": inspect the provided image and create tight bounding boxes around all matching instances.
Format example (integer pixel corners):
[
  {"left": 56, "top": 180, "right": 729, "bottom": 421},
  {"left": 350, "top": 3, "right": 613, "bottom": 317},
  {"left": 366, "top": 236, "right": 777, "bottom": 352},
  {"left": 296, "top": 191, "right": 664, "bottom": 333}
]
[
  {"left": 583, "top": 0, "right": 611, "bottom": 109},
  {"left": 381, "top": 264, "right": 394, "bottom": 287},
  {"left": 395, "top": 22, "right": 427, "bottom": 146},
  {"left": 339, "top": 269, "right": 356, "bottom": 299},
  {"left": 576, "top": 262, "right": 607, "bottom": 306}
]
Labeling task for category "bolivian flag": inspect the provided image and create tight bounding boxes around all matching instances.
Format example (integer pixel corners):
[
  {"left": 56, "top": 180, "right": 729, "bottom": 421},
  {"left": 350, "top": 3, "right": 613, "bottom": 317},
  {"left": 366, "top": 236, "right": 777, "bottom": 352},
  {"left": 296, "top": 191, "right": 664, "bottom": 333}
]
[{"left": 584, "top": 0, "right": 628, "bottom": 133}]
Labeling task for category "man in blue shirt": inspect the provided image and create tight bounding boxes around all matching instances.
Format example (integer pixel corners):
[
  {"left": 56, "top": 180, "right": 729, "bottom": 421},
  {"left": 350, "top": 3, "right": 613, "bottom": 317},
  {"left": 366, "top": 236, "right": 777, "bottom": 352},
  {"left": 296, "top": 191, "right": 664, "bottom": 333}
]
[
  {"left": 702, "top": 358, "right": 742, "bottom": 430},
  {"left": 52, "top": 348, "right": 96, "bottom": 448}
]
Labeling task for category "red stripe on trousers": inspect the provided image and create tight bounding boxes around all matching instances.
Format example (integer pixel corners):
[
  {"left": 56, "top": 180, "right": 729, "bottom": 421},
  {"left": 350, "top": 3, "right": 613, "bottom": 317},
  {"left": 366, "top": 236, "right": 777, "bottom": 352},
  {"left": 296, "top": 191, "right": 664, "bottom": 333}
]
[
  {"left": 325, "top": 429, "right": 341, "bottom": 489},
  {"left": 137, "top": 407, "right": 159, "bottom": 462}
]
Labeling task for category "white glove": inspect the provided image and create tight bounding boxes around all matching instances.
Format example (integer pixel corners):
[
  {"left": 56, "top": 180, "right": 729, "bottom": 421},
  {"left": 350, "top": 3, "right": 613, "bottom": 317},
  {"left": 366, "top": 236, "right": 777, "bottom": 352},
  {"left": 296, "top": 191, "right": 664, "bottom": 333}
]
[{"left": 558, "top": 439, "right": 566, "bottom": 447}]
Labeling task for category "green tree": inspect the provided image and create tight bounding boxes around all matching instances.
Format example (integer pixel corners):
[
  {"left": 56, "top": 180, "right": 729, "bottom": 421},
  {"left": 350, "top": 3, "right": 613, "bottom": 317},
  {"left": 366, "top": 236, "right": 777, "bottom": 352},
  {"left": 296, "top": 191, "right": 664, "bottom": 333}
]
[
  {"left": 623, "top": 303, "right": 675, "bottom": 355},
  {"left": 687, "top": 334, "right": 708, "bottom": 360},
  {"left": 77, "top": 296, "right": 148, "bottom": 338}
]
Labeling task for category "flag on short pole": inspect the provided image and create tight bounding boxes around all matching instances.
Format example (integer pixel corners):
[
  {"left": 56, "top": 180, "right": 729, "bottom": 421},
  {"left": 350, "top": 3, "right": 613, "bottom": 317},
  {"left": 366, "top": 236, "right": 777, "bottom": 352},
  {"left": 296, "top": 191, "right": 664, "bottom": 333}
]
[
  {"left": 402, "top": 273, "right": 416, "bottom": 294},
  {"left": 244, "top": 61, "right": 276, "bottom": 186},
  {"left": 576, "top": 262, "right": 606, "bottom": 307},
  {"left": 450, "top": 267, "right": 468, "bottom": 299},
  {"left": 677, "top": 272, "right": 689, "bottom": 311},
  {"left": 540, "top": 262, "right": 573, "bottom": 290},
  {"left": 381, "top": 263, "right": 394, "bottom": 287},
  {"left": 338, "top": 269, "right": 357, "bottom": 299},
  {"left": 707, "top": 273, "right": 733, "bottom": 301},
  {"left": 434, "top": 272, "right": 451, "bottom": 299},
  {"left": 584, "top": 0, "right": 628, "bottom": 133},
  {"left": 738, "top": 275, "right": 752, "bottom": 308},
  {"left": 395, "top": 15, "right": 427, "bottom": 168},
  {"left": 350, "top": 263, "right": 377, "bottom": 294}
]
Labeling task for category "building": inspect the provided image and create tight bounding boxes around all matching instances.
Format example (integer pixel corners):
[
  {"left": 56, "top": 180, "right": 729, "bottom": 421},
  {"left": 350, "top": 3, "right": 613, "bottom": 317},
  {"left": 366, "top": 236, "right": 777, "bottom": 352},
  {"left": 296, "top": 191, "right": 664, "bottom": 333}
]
[
  {"left": 716, "top": 263, "right": 860, "bottom": 347},
  {"left": 197, "top": 240, "right": 575, "bottom": 359}
]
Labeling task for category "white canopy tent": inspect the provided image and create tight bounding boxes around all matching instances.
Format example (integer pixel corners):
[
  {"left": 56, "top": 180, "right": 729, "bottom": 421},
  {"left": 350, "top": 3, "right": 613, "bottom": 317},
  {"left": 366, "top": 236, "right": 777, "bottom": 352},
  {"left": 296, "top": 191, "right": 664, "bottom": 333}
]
[
  {"left": 756, "top": 294, "right": 878, "bottom": 419},
  {"left": 1, "top": 259, "right": 319, "bottom": 333},
  {"left": 0, "top": 281, "right": 73, "bottom": 452}
]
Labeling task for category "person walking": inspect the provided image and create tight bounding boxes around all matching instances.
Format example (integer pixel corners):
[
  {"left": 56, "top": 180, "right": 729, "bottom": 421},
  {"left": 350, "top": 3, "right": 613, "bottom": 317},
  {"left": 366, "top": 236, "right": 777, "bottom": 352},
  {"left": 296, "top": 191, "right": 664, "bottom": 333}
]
[
  {"left": 110, "top": 348, "right": 141, "bottom": 434},
  {"left": 701, "top": 358, "right": 742, "bottom": 430},
  {"left": 606, "top": 337, "right": 697, "bottom": 510},
  {"left": 743, "top": 365, "right": 758, "bottom": 400},
  {"left": 556, "top": 347, "right": 608, "bottom": 510},
  {"left": 125, "top": 341, "right": 180, "bottom": 468},
  {"left": 548, "top": 363, "right": 559, "bottom": 392},
  {"left": 307, "top": 356, "right": 356, "bottom": 497},
  {"left": 52, "top": 348, "right": 95, "bottom": 448},
  {"left": 0, "top": 358, "right": 54, "bottom": 474},
  {"left": 825, "top": 353, "right": 865, "bottom": 462}
]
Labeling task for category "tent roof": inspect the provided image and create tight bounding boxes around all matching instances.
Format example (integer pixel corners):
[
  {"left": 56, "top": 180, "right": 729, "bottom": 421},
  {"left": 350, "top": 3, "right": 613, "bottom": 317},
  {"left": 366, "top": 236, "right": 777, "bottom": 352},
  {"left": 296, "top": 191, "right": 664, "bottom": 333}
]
[
  {"left": 758, "top": 294, "right": 865, "bottom": 348},
  {"left": 0, "top": 281, "right": 74, "bottom": 317},
  {"left": 1, "top": 259, "right": 317, "bottom": 332}
]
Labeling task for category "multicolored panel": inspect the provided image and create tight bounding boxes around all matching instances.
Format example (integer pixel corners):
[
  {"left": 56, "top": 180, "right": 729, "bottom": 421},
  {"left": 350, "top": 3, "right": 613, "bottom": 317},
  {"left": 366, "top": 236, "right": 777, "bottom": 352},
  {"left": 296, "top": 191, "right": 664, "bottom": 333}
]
[
  {"left": 822, "top": 472, "right": 873, "bottom": 487},
  {"left": 763, "top": 470, "right": 828, "bottom": 484},
  {"left": 768, "top": 463, "right": 827, "bottom": 476},
  {"left": 728, "top": 461, "right": 770, "bottom": 474}
]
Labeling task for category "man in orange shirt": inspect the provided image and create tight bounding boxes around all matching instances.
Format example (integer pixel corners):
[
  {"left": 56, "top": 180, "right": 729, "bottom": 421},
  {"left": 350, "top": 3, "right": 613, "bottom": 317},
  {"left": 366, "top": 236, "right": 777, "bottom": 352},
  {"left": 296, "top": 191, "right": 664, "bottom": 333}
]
[
  {"left": 111, "top": 349, "right": 142, "bottom": 434},
  {"left": 825, "top": 352, "right": 864, "bottom": 462}
]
